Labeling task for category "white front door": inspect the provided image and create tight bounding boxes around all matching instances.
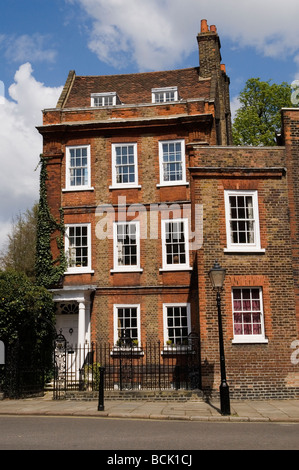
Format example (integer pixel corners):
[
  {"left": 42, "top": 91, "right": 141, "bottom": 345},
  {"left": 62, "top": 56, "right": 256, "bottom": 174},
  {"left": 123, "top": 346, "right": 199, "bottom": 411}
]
[{"left": 55, "top": 313, "right": 78, "bottom": 349}]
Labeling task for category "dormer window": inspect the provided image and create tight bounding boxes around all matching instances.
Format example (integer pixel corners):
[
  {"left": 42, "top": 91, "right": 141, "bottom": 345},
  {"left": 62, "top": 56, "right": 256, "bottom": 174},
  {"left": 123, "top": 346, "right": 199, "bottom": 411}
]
[
  {"left": 91, "top": 92, "right": 120, "bottom": 107},
  {"left": 152, "top": 87, "right": 178, "bottom": 103}
]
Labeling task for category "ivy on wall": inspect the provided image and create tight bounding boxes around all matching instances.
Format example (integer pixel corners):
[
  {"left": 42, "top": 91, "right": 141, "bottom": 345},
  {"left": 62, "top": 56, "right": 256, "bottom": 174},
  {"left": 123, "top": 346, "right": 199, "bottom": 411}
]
[{"left": 35, "top": 156, "right": 67, "bottom": 289}]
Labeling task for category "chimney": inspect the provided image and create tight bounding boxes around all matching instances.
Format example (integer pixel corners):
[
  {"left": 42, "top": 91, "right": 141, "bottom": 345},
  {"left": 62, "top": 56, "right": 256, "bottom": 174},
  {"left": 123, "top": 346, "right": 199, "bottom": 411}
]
[{"left": 197, "top": 20, "right": 222, "bottom": 78}]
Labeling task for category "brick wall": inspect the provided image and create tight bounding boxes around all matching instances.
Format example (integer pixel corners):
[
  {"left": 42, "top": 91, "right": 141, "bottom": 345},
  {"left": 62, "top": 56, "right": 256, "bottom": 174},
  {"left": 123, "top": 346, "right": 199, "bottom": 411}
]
[{"left": 191, "top": 145, "right": 298, "bottom": 399}]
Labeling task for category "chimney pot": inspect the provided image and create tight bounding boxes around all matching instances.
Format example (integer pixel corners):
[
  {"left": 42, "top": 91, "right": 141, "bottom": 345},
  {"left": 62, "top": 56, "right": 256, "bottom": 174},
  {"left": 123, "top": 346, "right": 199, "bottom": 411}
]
[
  {"left": 220, "top": 64, "right": 226, "bottom": 73},
  {"left": 201, "top": 19, "right": 209, "bottom": 33},
  {"left": 210, "top": 25, "right": 217, "bottom": 32}
]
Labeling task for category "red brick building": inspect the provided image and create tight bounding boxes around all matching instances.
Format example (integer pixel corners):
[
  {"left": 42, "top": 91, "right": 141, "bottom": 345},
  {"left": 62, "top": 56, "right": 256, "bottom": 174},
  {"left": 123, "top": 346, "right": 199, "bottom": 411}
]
[{"left": 38, "top": 20, "right": 299, "bottom": 399}]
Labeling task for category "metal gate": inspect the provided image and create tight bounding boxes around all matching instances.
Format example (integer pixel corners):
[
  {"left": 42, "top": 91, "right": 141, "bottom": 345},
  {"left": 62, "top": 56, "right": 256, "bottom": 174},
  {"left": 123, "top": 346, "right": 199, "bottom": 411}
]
[{"left": 53, "top": 333, "right": 201, "bottom": 399}]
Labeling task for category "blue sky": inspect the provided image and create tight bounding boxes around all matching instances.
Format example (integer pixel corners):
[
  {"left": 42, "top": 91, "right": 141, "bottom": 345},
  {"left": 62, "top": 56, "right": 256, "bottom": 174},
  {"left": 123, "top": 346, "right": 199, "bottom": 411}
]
[{"left": 1, "top": 0, "right": 299, "bottom": 252}]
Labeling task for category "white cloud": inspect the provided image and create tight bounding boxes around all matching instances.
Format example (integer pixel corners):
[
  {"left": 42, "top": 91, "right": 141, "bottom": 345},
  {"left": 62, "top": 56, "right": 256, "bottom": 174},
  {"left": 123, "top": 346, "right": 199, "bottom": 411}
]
[
  {"left": 72, "top": 0, "right": 299, "bottom": 72},
  {"left": 0, "top": 63, "right": 62, "bottom": 251},
  {"left": 230, "top": 96, "right": 241, "bottom": 121},
  {"left": 0, "top": 33, "right": 57, "bottom": 64}
]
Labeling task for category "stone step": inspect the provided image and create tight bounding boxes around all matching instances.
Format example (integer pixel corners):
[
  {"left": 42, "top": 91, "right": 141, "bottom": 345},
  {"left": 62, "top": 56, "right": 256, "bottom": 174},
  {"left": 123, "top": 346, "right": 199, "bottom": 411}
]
[{"left": 64, "top": 389, "right": 204, "bottom": 402}]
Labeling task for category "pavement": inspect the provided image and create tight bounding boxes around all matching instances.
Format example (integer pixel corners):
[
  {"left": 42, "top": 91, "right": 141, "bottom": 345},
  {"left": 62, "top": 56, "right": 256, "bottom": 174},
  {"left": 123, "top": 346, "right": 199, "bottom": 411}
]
[{"left": 0, "top": 393, "right": 299, "bottom": 422}]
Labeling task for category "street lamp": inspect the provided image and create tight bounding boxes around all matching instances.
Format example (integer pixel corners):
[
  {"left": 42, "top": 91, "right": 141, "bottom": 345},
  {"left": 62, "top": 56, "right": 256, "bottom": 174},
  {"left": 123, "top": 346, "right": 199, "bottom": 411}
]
[{"left": 208, "top": 260, "right": 230, "bottom": 415}]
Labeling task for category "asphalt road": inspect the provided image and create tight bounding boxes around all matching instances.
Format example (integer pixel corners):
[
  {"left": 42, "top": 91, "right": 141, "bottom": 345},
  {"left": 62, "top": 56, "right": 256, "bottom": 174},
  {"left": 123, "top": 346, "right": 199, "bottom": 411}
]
[{"left": 0, "top": 416, "right": 298, "bottom": 451}]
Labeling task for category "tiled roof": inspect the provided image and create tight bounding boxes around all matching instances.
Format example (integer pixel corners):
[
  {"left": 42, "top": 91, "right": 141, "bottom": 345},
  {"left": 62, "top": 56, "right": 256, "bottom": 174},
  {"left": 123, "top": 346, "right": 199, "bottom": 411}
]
[{"left": 61, "top": 67, "right": 211, "bottom": 108}]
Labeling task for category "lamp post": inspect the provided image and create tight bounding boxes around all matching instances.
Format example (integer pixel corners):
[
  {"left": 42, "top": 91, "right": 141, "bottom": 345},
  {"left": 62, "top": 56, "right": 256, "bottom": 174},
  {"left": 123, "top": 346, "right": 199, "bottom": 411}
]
[{"left": 208, "top": 260, "right": 230, "bottom": 415}]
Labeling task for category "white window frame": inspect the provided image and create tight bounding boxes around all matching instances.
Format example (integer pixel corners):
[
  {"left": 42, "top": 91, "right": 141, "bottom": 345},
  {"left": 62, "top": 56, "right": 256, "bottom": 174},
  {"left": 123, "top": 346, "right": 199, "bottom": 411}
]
[
  {"left": 163, "top": 303, "right": 191, "bottom": 347},
  {"left": 224, "top": 190, "right": 264, "bottom": 253},
  {"left": 91, "top": 92, "right": 118, "bottom": 107},
  {"left": 161, "top": 218, "right": 190, "bottom": 271},
  {"left": 158, "top": 139, "right": 187, "bottom": 186},
  {"left": 112, "top": 221, "right": 142, "bottom": 273},
  {"left": 64, "top": 223, "right": 93, "bottom": 274},
  {"left": 231, "top": 287, "right": 268, "bottom": 344},
  {"left": 152, "top": 87, "right": 178, "bottom": 103},
  {"left": 110, "top": 142, "right": 140, "bottom": 189},
  {"left": 64, "top": 145, "right": 92, "bottom": 191},
  {"left": 113, "top": 304, "right": 141, "bottom": 346}
]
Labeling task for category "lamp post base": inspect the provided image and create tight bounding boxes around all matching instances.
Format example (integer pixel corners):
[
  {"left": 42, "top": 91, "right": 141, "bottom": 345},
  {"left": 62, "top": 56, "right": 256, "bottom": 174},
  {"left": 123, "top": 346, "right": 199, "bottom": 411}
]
[{"left": 220, "top": 382, "right": 230, "bottom": 415}]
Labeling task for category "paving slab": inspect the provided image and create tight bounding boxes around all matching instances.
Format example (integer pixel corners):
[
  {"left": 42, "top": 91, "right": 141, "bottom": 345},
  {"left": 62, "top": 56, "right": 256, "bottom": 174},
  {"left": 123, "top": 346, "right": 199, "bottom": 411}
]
[{"left": 0, "top": 395, "right": 298, "bottom": 422}]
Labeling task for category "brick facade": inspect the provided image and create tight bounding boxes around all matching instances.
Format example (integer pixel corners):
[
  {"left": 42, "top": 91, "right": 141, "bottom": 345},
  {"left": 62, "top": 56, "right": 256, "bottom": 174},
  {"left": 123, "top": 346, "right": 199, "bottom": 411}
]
[
  {"left": 37, "top": 21, "right": 299, "bottom": 399},
  {"left": 189, "top": 145, "right": 298, "bottom": 398}
]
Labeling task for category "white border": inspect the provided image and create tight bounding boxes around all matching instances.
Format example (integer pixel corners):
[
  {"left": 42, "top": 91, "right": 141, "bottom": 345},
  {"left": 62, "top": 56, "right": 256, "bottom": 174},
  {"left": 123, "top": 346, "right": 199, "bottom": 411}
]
[
  {"left": 113, "top": 304, "right": 141, "bottom": 345},
  {"left": 64, "top": 144, "right": 93, "bottom": 191},
  {"left": 224, "top": 190, "right": 265, "bottom": 253},
  {"left": 161, "top": 218, "right": 191, "bottom": 271},
  {"left": 64, "top": 223, "right": 94, "bottom": 274},
  {"left": 162, "top": 303, "right": 191, "bottom": 346},
  {"left": 158, "top": 139, "right": 186, "bottom": 187},
  {"left": 231, "top": 287, "right": 268, "bottom": 344},
  {"left": 110, "top": 142, "right": 140, "bottom": 189},
  {"left": 111, "top": 221, "right": 142, "bottom": 273}
]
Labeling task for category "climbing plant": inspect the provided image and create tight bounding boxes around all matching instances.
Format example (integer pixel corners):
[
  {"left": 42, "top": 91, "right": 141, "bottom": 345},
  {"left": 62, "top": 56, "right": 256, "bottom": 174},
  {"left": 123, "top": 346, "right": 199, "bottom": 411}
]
[{"left": 35, "top": 156, "right": 67, "bottom": 289}]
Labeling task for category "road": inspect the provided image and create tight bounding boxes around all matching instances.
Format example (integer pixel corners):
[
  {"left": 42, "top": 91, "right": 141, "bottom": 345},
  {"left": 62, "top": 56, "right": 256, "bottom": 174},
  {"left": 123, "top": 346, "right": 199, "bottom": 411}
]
[{"left": 0, "top": 416, "right": 298, "bottom": 451}]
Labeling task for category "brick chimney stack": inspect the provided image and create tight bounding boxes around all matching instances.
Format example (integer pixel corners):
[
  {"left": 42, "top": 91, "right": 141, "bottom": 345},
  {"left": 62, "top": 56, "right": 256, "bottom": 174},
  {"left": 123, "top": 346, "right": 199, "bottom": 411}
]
[
  {"left": 197, "top": 19, "right": 222, "bottom": 78},
  {"left": 197, "top": 20, "right": 232, "bottom": 145}
]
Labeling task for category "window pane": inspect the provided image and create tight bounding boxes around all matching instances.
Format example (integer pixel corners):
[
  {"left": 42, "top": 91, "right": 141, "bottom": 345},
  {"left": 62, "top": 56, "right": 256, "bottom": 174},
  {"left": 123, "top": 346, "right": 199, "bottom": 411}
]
[
  {"left": 116, "top": 307, "right": 138, "bottom": 341},
  {"left": 68, "top": 147, "right": 89, "bottom": 187},
  {"left": 232, "top": 288, "right": 263, "bottom": 338},
  {"left": 67, "top": 225, "right": 89, "bottom": 268},
  {"left": 116, "top": 223, "right": 138, "bottom": 267},
  {"left": 166, "top": 306, "right": 189, "bottom": 345},
  {"left": 164, "top": 221, "right": 187, "bottom": 266},
  {"left": 162, "top": 142, "right": 183, "bottom": 182},
  {"left": 114, "top": 145, "right": 136, "bottom": 185},
  {"left": 229, "top": 193, "right": 256, "bottom": 245}
]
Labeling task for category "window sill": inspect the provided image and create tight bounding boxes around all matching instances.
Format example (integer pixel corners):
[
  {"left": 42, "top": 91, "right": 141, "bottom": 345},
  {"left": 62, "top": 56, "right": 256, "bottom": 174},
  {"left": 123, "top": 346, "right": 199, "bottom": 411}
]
[
  {"left": 109, "top": 185, "right": 141, "bottom": 190},
  {"left": 110, "top": 346, "right": 144, "bottom": 356},
  {"left": 232, "top": 337, "right": 268, "bottom": 344},
  {"left": 161, "top": 346, "right": 195, "bottom": 355},
  {"left": 64, "top": 269, "right": 95, "bottom": 275},
  {"left": 62, "top": 187, "right": 94, "bottom": 192},
  {"left": 159, "top": 267, "right": 192, "bottom": 272},
  {"left": 224, "top": 248, "right": 265, "bottom": 254},
  {"left": 110, "top": 268, "right": 143, "bottom": 274},
  {"left": 156, "top": 182, "right": 189, "bottom": 188}
]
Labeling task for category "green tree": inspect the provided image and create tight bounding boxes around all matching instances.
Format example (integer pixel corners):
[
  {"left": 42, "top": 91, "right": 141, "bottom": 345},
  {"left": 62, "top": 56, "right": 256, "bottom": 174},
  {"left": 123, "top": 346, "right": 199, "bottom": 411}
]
[
  {"left": 0, "top": 270, "right": 56, "bottom": 395},
  {"left": 232, "top": 78, "right": 295, "bottom": 146},
  {"left": 0, "top": 270, "right": 55, "bottom": 344},
  {"left": 0, "top": 204, "right": 38, "bottom": 281}
]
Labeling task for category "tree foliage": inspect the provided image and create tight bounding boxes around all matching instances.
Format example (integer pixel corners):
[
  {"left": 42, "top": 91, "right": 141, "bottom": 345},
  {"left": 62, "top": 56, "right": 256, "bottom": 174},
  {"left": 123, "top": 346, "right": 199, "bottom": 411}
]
[
  {"left": 0, "top": 270, "right": 55, "bottom": 345},
  {"left": 232, "top": 78, "right": 296, "bottom": 146},
  {"left": 0, "top": 204, "right": 38, "bottom": 281},
  {"left": 0, "top": 270, "right": 56, "bottom": 395}
]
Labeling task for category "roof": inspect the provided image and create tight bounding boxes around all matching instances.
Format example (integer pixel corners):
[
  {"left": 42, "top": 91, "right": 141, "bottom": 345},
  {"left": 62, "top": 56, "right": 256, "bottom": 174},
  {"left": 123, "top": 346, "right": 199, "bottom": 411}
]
[{"left": 58, "top": 67, "right": 212, "bottom": 109}]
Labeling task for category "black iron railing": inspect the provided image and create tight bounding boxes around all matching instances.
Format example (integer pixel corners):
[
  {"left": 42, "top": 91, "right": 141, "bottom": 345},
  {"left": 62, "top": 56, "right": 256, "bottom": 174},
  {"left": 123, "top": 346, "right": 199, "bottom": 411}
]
[{"left": 53, "top": 339, "right": 201, "bottom": 398}]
